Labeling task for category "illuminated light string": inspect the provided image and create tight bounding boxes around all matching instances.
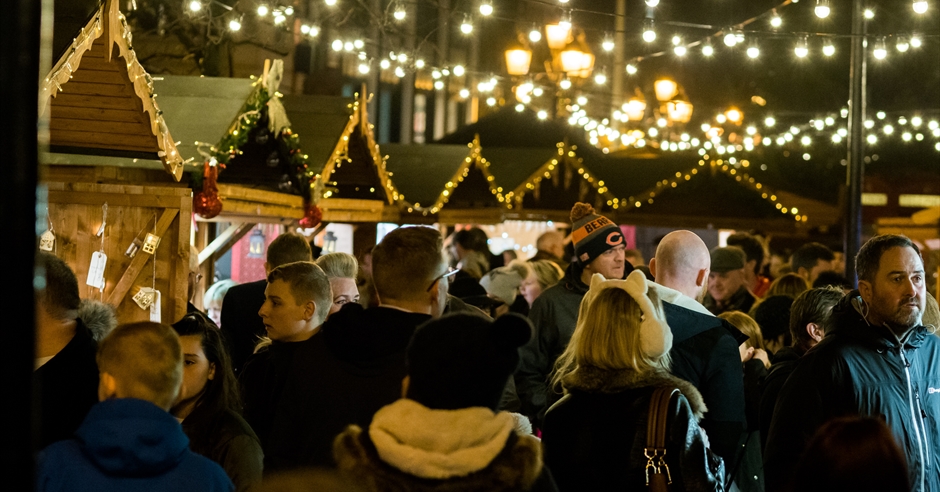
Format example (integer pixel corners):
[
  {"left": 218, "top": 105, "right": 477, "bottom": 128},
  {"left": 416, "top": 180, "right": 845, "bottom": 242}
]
[{"left": 509, "top": 142, "right": 617, "bottom": 209}]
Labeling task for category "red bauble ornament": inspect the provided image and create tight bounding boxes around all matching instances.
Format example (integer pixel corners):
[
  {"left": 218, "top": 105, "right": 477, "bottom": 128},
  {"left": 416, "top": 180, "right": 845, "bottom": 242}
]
[
  {"left": 194, "top": 162, "right": 223, "bottom": 219},
  {"left": 299, "top": 203, "right": 322, "bottom": 228}
]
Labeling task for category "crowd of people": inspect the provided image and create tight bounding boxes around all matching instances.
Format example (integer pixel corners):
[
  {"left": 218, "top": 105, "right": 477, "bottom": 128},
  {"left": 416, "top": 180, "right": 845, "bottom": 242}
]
[{"left": 31, "top": 202, "right": 940, "bottom": 492}]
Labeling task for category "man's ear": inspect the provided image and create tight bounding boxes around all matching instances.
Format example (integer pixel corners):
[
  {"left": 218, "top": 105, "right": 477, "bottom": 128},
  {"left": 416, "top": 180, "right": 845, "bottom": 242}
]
[
  {"left": 303, "top": 300, "right": 316, "bottom": 322},
  {"left": 263, "top": 262, "right": 271, "bottom": 276},
  {"left": 806, "top": 322, "right": 825, "bottom": 342},
  {"left": 648, "top": 258, "right": 658, "bottom": 278},
  {"left": 858, "top": 279, "right": 873, "bottom": 304},
  {"left": 98, "top": 372, "right": 118, "bottom": 402},
  {"left": 695, "top": 268, "right": 708, "bottom": 287}
]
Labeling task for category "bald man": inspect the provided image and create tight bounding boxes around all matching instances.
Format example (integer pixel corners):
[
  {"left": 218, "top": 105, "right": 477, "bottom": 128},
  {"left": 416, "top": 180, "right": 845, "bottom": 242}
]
[
  {"left": 529, "top": 231, "right": 567, "bottom": 268},
  {"left": 649, "top": 231, "right": 749, "bottom": 485}
]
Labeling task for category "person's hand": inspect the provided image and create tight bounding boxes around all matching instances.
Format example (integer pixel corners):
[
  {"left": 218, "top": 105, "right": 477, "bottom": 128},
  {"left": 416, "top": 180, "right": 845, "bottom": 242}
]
[{"left": 753, "top": 348, "right": 771, "bottom": 368}]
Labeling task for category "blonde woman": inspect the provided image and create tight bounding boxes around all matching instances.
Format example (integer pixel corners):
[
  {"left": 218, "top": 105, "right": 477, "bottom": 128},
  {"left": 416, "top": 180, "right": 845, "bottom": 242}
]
[
  {"left": 719, "top": 311, "right": 770, "bottom": 369},
  {"left": 515, "top": 260, "right": 565, "bottom": 308},
  {"left": 204, "top": 279, "right": 238, "bottom": 327},
  {"left": 542, "top": 271, "right": 724, "bottom": 491},
  {"left": 316, "top": 253, "right": 361, "bottom": 316}
]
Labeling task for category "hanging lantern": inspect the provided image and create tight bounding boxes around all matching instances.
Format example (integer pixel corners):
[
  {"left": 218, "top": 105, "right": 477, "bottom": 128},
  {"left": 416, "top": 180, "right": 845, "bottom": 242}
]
[
  {"left": 545, "top": 23, "right": 571, "bottom": 50},
  {"left": 323, "top": 231, "right": 337, "bottom": 254},
  {"left": 624, "top": 98, "right": 647, "bottom": 121},
  {"left": 247, "top": 227, "right": 266, "bottom": 259},
  {"left": 668, "top": 100, "right": 694, "bottom": 123},
  {"left": 654, "top": 79, "right": 679, "bottom": 102},
  {"left": 505, "top": 48, "right": 533, "bottom": 75}
]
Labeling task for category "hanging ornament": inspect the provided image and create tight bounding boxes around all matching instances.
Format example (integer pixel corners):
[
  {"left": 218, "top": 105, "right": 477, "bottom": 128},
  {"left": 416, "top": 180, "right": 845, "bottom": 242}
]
[
  {"left": 299, "top": 202, "right": 322, "bottom": 228},
  {"left": 194, "top": 160, "right": 223, "bottom": 219},
  {"left": 266, "top": 150, "right": 281, "bottom": 168},
  {"left": 39, "top": 229, "right": 56, "bottom": 252}
]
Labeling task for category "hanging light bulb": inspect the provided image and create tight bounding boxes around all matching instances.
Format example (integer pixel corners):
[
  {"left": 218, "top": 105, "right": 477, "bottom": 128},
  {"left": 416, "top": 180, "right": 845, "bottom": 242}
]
[
  {"left": 815, "top": 0, "right": 831, "bottom": 18},
  {"left": 393, "top": 1, "right": 406, "bottom": 21},
  {"left": 480, "top": 0, "right": 493, "bottom": 16},
  {"left": 189, "top": 1, "right": 202, "bottom": 12},
  {"left": 770, "top": 11, "right": 782, "bottom": 28},
  {"left": 896, "top": 36, "right": 910, "bottom": 52},
  {"left": 308, "top": 25, "right": 320, "bottom": 36},
  {"left": 911, "top": 34, "right": 923, "bottom": 48},
  {"left": 794, "top": 36, "right": 809, "bottom": 58},
  {"left": 642, "top": 18, "right": 656, "bottom": 43},
  {"left": 434, "top": 80, "right": 445, "bottom": 90},
  {"left": 822, "top": 39, "right": 835, "bottom": 56},
  {"left": 646, "top": 0, "right": 660, "bottom": 6},
  {"left": 459, "top": 88, "right": 470, "bottom": 98},
  {"left": 746, "top": 40, "right": 760, "bottom": 58},
  {"left": 284, "top": 6, "right": 294, "bottom": 15},
  {"left": 602, "top": 32, "right": 615, "bottom": 52},
  {"left": 460, "top": 15, "right": 473, "bottom": 34},
  {"left": 559, "top": 10, "right": 572, "bottom": 29},
  {"left": 594, "top": 69, "right": 607, "bottom": 85},
  {"left": 379, "top": 58, "right": 391, "bottom": 69},
  {"left": 913, "top": 1, "right": 928, "bottom": 14},
  {"left": 559, "top": 77, "right": 572, "bottom": 90},
  {"left": 724, "top": 31, "right": 739, "bottom": 47},
  {"left": 674, "top": 45, "right": 687, "bottom": 56},
  {"left": 257, "top": 4, "right": 269, "bottom": 16},
  {"left": 229, "top": 18, "right": 242, "bottom": 31},
  {"left": 626, "top": 63, "right": 638, "bottom": 74},
  {"left": 764, "top": 116, "right": 776, "bottom": 127},
  {"left": 358, "top": 62, "right": 370, "bottom": 74},
  {"left": 702, "top": 39, "right": 714, "bottom": 57},
  {"left": 873, "top": 37, "right": 887, "bottom": 59},
  {"left": 453, "top": 64, "right": 466, "bottom": 76},
  {"left": 863, "top": 8, "right": 875, "bottom": 19},
  {"left": 529, "top": 25, "right": 542, "bottom": 42}
]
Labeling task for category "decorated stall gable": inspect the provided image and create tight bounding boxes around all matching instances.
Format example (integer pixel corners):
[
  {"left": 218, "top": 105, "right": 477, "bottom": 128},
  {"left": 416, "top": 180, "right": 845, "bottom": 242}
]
[
  {"left": 506, "top": 142, "right": 616, "bottom": 214},
  {"left": 41, "top": 0, "right": 184, "bottom": 180}
]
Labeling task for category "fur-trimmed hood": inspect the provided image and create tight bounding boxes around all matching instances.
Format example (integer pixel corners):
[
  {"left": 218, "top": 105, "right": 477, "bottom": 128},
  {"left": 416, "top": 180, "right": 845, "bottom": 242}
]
[
  {"left": 562, "top": 366, "right": 707, "bottom": 420},
  {"left": 333, "top": 401, "right": 544, "bottom": 492}
]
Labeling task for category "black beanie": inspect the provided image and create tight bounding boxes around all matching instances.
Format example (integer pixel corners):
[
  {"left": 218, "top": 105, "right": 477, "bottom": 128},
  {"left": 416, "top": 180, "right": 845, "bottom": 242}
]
[{"left": 406, "top": 312, "right": 532, "bottom": 411}]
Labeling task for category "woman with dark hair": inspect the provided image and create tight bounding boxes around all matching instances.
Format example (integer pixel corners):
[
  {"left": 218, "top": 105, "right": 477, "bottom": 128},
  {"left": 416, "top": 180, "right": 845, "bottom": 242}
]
[
  {"left": 171, "top": 313, "right": 263, "bottom": 492},
  {"left": 790, "top": 416, "right": 908, "bottom": 492}
]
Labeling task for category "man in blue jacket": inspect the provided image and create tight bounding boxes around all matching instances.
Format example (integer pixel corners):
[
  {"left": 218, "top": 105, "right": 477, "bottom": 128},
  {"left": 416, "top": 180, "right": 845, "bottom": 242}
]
[
  {"left": 37, "top": 322, "right": 232, "bottom": 492},
  {"left": 764, "top": 234, "right": 939, "bottom": 492}
]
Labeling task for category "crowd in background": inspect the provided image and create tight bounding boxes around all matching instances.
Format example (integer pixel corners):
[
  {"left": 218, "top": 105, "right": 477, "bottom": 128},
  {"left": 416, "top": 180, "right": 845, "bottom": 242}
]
[{"left": 31, "top": 204, "right": 940, "bottom": 492}]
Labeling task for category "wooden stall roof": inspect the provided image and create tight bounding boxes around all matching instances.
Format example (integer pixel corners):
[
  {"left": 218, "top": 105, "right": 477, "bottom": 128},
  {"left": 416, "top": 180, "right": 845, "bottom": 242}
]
[
  {"left": 152, "top": 75, "right": 256, "bottom": 166},
  {"left": 284, "top": 88, "right": 399, "bottom": 206},
  {"left": 40, "top": 0, "right": 184, "bottom": 180}
]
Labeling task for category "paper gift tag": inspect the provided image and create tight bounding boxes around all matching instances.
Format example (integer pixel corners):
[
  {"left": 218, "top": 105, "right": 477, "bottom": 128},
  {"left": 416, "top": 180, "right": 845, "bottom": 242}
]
[
  {"left": 142, "top": 233, "right": 161, "bottom": 255},
  {"left": 39, "top": 230, "right": 56, "bottom": 252},
  {"left": 85, "top": 251, "right": 107, "bottom": 289},
  {"left": 149, "top": 290, "right": 162, "bottom": 323},
  {"left": 132, "top": 288, "right": 155, "bottom": 309}
]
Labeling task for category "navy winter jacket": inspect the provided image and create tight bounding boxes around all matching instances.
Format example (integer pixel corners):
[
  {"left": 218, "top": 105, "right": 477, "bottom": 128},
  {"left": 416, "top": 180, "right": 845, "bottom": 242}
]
[
  {"left": 37, "top": 398, "right": 233, "bottom": 492},
  {"left": 764, "top": 292, "right": 940, "bottom": 492}
]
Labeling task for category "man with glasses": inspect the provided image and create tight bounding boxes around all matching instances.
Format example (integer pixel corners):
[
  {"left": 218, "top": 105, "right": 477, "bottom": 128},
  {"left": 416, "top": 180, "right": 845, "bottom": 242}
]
[{"left": 265, "top": 226, "right": 453, "bottom": 472}]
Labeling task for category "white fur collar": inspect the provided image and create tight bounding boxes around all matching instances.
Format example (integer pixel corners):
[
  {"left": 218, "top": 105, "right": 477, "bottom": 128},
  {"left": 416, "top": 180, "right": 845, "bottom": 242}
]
[
  {"left": 646, "top": 280, "right": 713, "bottom": 317},
  {"left": 369, "top": 399, "right": 515, "bottom": 480}
]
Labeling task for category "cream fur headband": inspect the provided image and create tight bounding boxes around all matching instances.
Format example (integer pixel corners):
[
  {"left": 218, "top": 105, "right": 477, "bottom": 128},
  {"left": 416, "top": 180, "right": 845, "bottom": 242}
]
[{"left": 582, "top": 270, "right": 673, "bottom": 357}]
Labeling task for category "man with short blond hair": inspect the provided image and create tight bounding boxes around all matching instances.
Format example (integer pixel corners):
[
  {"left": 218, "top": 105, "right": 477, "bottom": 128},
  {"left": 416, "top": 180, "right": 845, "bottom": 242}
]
[
  {"left": 240, "top": 261, "right": 332, "bottom": 453},
  {"left": 38, "top": 322, "right": 232, "bottom": 491},
  {"left": 222, "top": 232, "right": 314, "bottom": 372},
  {"left": 266, "top": 226, "right": 454, "bottom": 471}
]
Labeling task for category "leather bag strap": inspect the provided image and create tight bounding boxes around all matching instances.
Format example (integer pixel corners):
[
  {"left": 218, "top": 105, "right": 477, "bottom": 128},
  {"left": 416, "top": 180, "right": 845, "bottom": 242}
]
[{"left": 645, "top": 387, "right": 679, "bottom": 490}]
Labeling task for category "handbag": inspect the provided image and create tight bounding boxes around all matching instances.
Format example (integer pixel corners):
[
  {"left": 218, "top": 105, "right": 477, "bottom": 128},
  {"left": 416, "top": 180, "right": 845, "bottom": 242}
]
[{"left": 645, "top": 387, "right": 679, "bottom": 491}]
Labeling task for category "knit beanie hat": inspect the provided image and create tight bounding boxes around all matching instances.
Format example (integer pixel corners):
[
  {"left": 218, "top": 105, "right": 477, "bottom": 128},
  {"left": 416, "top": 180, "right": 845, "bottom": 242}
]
[
  {"left": 570, "top": 202, "right": 624, "bottom": 266},
  {"left": 406, "top": 313, "right": 533, "bottom": 411},
  {"left": 480, "top": 267, "right": 523, "bottom": 306}
]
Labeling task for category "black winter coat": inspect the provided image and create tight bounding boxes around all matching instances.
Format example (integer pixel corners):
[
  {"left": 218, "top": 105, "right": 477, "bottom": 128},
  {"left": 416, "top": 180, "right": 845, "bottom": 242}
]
[
  {"left": 662, "top": 301, "right": 748, "bottom": 468},
  {"left": 764, "top": 292, "right": 940, "bottom": 492},
  {"left": 34, "top": 319, "right": 99, "bottom": 448},
  {"left": 757, "top": 345, "right": 803, "bottom": 452},
  {"left": 220, "top": 280, "right": 267, "bottom": 373},
  {"left": 542, "top": 367, "right": 725, "bottom": 492},
  {"left": 264, "top": 304, "right": 432, "bottom": 472},
  {"left": 183, "top": 408, "right": 263, "bottom": 492}
]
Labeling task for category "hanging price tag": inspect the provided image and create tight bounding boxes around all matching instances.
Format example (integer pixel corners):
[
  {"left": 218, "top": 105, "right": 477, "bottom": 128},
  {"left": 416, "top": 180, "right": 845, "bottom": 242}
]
[
  {"left": 39, "top": 230, "right": 56, "bottom": 252},
  {"left": 86, "top": 251, "right": 107, "bottom": 289},
  {"left": 132, "top": 287, "right": 156, "bottom": 310},
  {"left": 149, "top": 290, "right": 162, "bottom": 323},
  {"left": 142, "top": 233, "right": 162, "bottom": 255}
]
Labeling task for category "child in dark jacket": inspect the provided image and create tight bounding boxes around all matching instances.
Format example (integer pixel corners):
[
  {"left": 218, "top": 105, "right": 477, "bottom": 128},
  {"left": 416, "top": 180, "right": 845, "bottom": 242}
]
[{"left": 37, "top": 322, "right": 232, "bottom": 492}]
